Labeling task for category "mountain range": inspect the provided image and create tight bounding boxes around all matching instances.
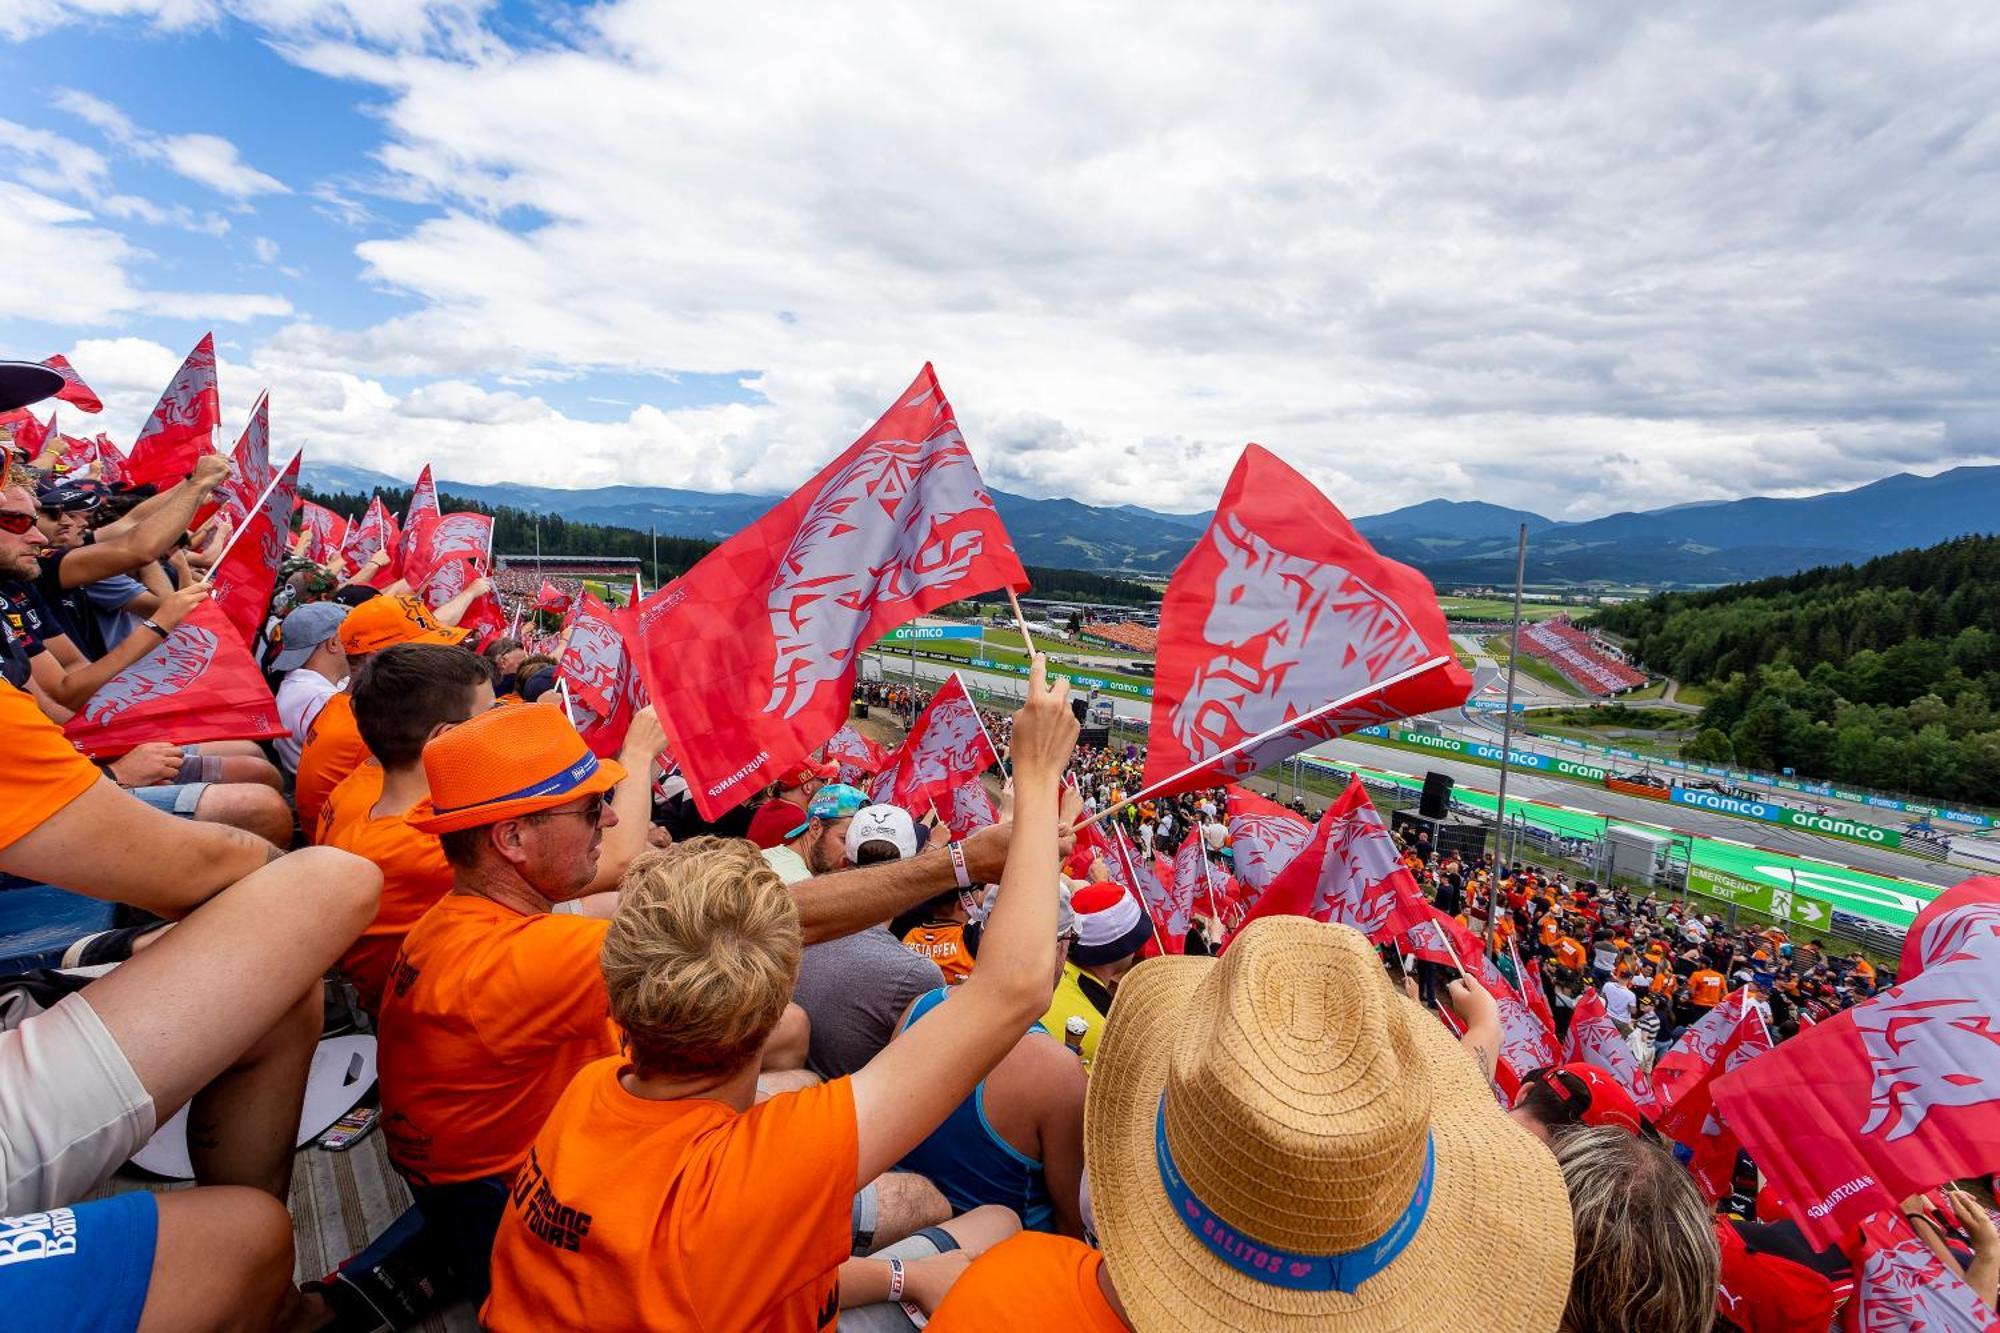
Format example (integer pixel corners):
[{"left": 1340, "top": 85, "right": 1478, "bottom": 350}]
[{"left": 301, "top": 461, "right": 2000, "bottom": 589}]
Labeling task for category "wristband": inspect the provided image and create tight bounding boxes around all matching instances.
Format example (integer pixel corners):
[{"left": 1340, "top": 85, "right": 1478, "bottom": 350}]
[
  {"left": 139, "top": 619, "right": 168, "bottom": 639},
  {"left": 886, "top": 1256, "right": 906, "bottom": 1303},
  {"left": 947, "top": 839, "right": 970, "bottom": 890}
]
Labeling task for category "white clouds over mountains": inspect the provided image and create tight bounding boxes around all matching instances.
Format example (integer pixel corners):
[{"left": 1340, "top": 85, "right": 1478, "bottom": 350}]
[{"left": 10, "top": 2, "right": 2000, "bottom": 519}]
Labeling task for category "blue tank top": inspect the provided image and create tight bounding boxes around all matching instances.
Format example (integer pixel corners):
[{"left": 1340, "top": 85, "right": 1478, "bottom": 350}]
[{"left": 893, "top": 988, "right": 1055, "bottom": 1232}]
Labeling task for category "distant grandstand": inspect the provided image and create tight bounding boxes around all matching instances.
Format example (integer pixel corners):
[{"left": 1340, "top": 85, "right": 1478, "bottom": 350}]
[
  {"left": 1080, "top": 620, "right": 1158, "bottom": 653},
  {"left": 1520, "top": 618, "right": 1647, "bottom": 696}
]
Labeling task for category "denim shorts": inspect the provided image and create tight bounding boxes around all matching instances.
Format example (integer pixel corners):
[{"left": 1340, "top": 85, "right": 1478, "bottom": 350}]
[{"left": 128, "top": 783, "right": 207, "bottom": 818}]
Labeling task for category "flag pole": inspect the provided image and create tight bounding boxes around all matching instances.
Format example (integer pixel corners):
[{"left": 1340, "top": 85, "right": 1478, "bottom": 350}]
[
  {"left": 1487, "top": 522, "right": 1528, "bottom": 947},
  {"left": 1005, "top": 588, "right": 1038, "bottom": 657},
  {"left": 1199, "top": 837, "right": 1221, "bottom": 923},
  {"left": 200, "top": 453, "right": 297, "bottom": 586}
]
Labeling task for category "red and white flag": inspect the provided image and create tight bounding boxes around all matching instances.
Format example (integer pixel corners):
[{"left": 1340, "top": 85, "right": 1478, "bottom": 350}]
[
  {"left": 206, "top": 452, "right": 299, "bottom": 649},
  {"left": 95, "top": 434, "right": 128, "bottom": 486},
  {"left": 1144, "top": 835, "right": 1205, "bottom": 953},
  {"left": 1235, "top": 776, "right": 1432, "bottom": 945},
  {"left": 297, "top": 501, "right": 344, "bottom": 565},
  {"left": 1845, "top": 1210, "right": 2000, "bottom": 1332},
  {"left": 1399, "top": 907, "right": 1560, "bottom": 1100},
  {"left": 942, "top": 777, "right": 1001, "bottom": 838},
  {"left": 406, "top": 464, "right": 440, "bottom": 527},
  {"left": 1224, "top": 784, "right": 1313, "bottom": 894},
  {"left": 340, "top": 497, "right": 401, "bottom": 583},
  {"left": 1514, "top": 945, "right": 1559, "bottom": 1040},
  {"left": 41, "top": 354, "right": 102, "bottom": 413},
  {"left": 535, "top": 578, "right": 572, "bottom": 615},
  {"left": 2, "top": 408, "right": 50, "bottom": 463},
  {"left": 1656, "top": 994, "right": 1772, "bottom": 1201},
  {"left": 630, "top": 365, "right": 1027, "bottom": 818},
  {"left": 125, "top": 333, "right": 221, "bottom": 490},
  {"left": 629, "top": 567, "right": 643, "bottom": 607},
  {"left": 404, "top": 512, "right": 493, "bottom": 602},
  {"left": 210, "top": 392, "right": 276, "bottom": 532},
  {"left": 824, "top": 724, "right": 890, "bottom": 787},
  {"left": 556, "top": 592, "right": 645, "bottom": 757},
  {"left": 869, "top": 673, "right": 1000, "bottom": 825},
  {"left": 1140, "top": 445, "right": 1471, "bottom": 796},
  {"left": 63, "top": 600, "right": 284, "bottom": 757},
  {"left": 1714, "top": 881, "right": 2000, "bottom": 1252},
  {"left": 1109, "top": 824, "right": 1171, "bottom": 938},
  {"left": 1564, "top": 986, "right": 1661, "bottom": 1119},
  {"left": 1654, "top": 987, "right": 1759, "bottom": 1107}
]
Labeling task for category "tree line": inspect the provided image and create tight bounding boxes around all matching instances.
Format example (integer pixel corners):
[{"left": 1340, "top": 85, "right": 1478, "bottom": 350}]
[{"left": 1594, "top": 535, "right": 2000, "bottom": 804}]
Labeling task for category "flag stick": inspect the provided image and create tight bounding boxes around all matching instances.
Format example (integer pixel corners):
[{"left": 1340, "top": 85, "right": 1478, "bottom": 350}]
[
  {"left": 1438, "top": 929, "right": 1472, "bottom": 980},
  {"left": 1063, "top": 655, "right": 1454, "bottom": 836},
  {"left": 200, "top": 454, "right": 298, "bottom": 587},
  {"left": 1005, "top": 588, "right": 1038, "bottom": 657},
  {"left": 1199, "top": 838, "right": 1222, "bottom": 922}
]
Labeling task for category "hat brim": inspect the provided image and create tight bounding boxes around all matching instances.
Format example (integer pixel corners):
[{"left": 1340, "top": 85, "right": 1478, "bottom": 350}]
[
  {"left": 0, "top": 363, "right": 65, "bottom": 415},
  {"left": 342, "top": 624, "right": 470, "bottom": 657},
  {"left": 270, "top": 644, "right": 318, "bottom": 673},
  {"left": 1083, "top": 951, "right": 1575, "bottom": 1332},
  {"left": 1071, "top": 911, "right": 1155, "bottom": 967},
  {"left": 408, "top": 755, "right": 627, "bottom": 835}
]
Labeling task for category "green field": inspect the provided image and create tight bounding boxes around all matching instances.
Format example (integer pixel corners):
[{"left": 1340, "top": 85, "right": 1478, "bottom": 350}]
[
  {"left": 887, "top": 635, "right": 1158, "bottom": 691},
  {"left": 1482, "top": 637, "right": 1584, "bottom": 697},
  {"left": 976, "top": 623, "right": 1154, "bottom": 659},
  {"left": 1522, "top": 724, "right": 1685, "bottom": 760},
  {"left": 1439, "top": 597, "right": 1582, "bottom": 622}
]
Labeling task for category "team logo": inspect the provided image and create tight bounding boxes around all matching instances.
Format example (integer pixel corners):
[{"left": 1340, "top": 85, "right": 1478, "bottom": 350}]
[
  {"left": 558, "top": 609, "right": 627, "bottom": 717},
  {"left": 874, "top": 683, "right": 994, "bottom": 808},
  {"left": 81, "top": 625, "right": 218, "bottom": 726},
  {"left": 1853, "top": 1223, "right": 1992, "bottom": 1332},
  {"left": 1228, "top": 809, "right": 1312, "bottom": 892},
  {"left": 1855, "top": 976, "right": 2000, "bottom": 1142},
  {"left": 133, "top": 337, "right": 217, "bottom": 445},
  {"left": 945, "top": 777, "right": 999, "bottom": 836},
  {"left": 1307, "top": 801, "right": 1414, "bottom": 937}
]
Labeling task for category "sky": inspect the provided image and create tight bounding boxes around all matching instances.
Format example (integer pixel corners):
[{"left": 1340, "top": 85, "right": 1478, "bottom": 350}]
[{"left": 3, "top": 1, "right": 1998, "bottom": 521}]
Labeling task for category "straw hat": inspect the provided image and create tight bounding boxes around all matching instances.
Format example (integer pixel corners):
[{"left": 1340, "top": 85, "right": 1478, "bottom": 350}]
[{"left": 1084, "top": 916, "right": 1574, "bottom": 1331}]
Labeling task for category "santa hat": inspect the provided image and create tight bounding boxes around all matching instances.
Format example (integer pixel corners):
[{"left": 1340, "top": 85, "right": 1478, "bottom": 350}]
[{"left": 1070, "top": 881, "right": 1152, "bottom": 966}]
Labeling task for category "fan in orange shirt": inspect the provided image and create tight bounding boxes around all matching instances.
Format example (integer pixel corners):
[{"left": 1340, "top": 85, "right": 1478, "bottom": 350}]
[
  {"left": 318, "top": 645, "right": 491, "bottom": 1014},
  {"left": 902, "top": 889, "right": 978, "bottom": 984},
  {"left": 1687, "top": 968, "right": 1727, "bottom": 1008}
]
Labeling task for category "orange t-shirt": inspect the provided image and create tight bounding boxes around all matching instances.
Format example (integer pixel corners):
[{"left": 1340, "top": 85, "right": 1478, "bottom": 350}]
[
  {"left": 481, "top": 1060, "right": 858, "bottom": 1333},
  {"left": 1538, "top": 914, "right": 1560, "bottom": 947},
  {"left": 319, "top": 764, "right": 455, "bottom": 1015},
  {"left": 1650, "top": 969, "right": 1678, "bottom": 998},
  {"left": 927, "top": 1232, "right": 1127, "bottom": 1332},
  {"left": 296, "top": 691, "right": 368, "bottom": 840},
  {"left": 902, "top": 922, "right": 974, "bottom": 985},
  {"left": 376, "top": 894, "right": 618, "bottom": 1187},
  {"left": 1554, "top": 936, "right": 1587, "bottom": 971},
  {"left": 0, "top": 680, "right": 102, "bottom": 852},
  {"left": 1689, "top": 969, "right": 1726, "bottom": 1007}
]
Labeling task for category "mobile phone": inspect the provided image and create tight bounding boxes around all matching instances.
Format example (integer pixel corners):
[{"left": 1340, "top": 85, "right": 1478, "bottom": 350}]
[{"left": 319, "top": 1106, "right": 380, "bottom": 1151}]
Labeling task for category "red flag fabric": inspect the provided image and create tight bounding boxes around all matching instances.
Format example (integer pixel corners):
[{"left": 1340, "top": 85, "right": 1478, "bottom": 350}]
[
  {"left": 406, "top": 464, "right": 440, "bottom": 527},
  {"left": 535, "top": 579, "right": 572, "bottom": 615},
  {"left": 1655, "top": 995, "right": 1772, "bottom": 1200},
  {"left": 1845, "top": 1210, "right": 2000, "bottom": 1332},
  {"left": 1235, "top": 776, "right": 1432, "bottom": 944},
  {"left": 41, "top": 355, "right": 102, "bottom": 413},
  {"left": 1715, "top": 882, "right": 2000, "bottom": 1252},
  {"left": 1564, "top": 986, "right": 1662, "bottom": 1119},
  {"left": 1516, "top": 952, "right": 1559, "bottom": 1041},
  {"left": 405, "top": 512, "right": 494, "bottom": 602},
  {"left": 941, "top": 777, "right": 1001, "bottom": 838},
  {"left": 555, "top": 593, "right": 644, "bottom": 757},
  {"left": 210, "top": 392, "right": 275, "bottom": 533},
  {"left": 1145, "top": 836, "right": 1204, "bottom": 953},
  {"left": 95, "top": 434, "right": 128, "bottom": 486},
  {"left": 2, "top": 408, "right": 51, "bottom": 463},
  {"left": 206, "top": 453, "right": 298, "bottom": 649},
  {"left": 1139, "top": 445, "right": 1472, "bottom": 795},
  {"left": 869, "top": 673, "right": 1000, "bottom": 825},
  {"left": 1654, "top": 988, "right": 1759, "bottom": 1108},
  {"left": 1398, "top": 907, "right": 1560, "bottom": 1100},
  {"left": 823, "top": 724, "right": 890, "bottom": 787},
  {"left": 1110, "top": 824, "right": 1178, "bottom": 953},
  {"left": 297, "top": 501, "right": 344, "bottom": 565},
  {"left": 632, "top": 365, "right": 1027, "bottom": 819},
  {"left": 62, "top": 600, "right": 284, "bottom": 757},
  {"left": 1224, "top": 784, "right": 1313, "bottom": 894},
  {"left": 125, "top": 333, "right": 220, "bottom": 490},
  {"left": 629, "top": 568, "right": 643, "bottom": 608},
  {"left": 340, "top": 497, "right": 401, "bottom": 583}
]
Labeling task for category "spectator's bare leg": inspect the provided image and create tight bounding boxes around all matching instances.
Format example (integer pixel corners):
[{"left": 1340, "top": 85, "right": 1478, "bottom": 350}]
[
  {"left": 933, "top": 1203, "right": 1020, "bottom": 1254},
  {"left": 868, "top": 1172, "right": 949, "bottom": 1250},
  {"left": 135, "top": 1187, "right": 294, "bottom": 1333},
  {"left": 211, "top": 755, "right": 284, "bottom": 790},
  {"left": 193, "top": 784, "right": 294, "bottom": 847},
  {"left": 185, "top": 983, "right": 321, "bottom": 1197}
]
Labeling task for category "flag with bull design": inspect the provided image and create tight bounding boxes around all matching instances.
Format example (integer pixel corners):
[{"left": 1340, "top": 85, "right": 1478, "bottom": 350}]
[
  {"left": 557, "top": 593, "right": 646, "bottom": 757},
  {"left": 632, "top": 365, "right": 1027, "bottom": 819},
  {"left": 1845, "top": 1210, "right": 2000, "bottom": 1333},
  {"left": 535, "top": 579, "right": 572, "bottom": 615},
  {"left": 1399, "top": 906, "right": 1560, "bottom": 1100},
  {"left": 1564, "top": 986, "right": 1661, "bottom": 1119},
  {"left": 404, "top": 512, "right": 493, "bottom": 603},
  {"left": 406, "top": 464, "right": 440, "bottom": 527},
  {"left": 1224, "top": 784, "right": 1312, "bottom": 894},
  {"left": 823, "top": 724, "right": 890, "bottom": 787},
  {"left": 41, "top": 354, "right": 102, "bottom": 413},
  {"left": 206, "top": 452, "right": 299, "bottom": 649},
  {"left": 340, "top": 497, "right": 400, "bottom": 583},
  {"left": 125, "top": 333, "right": 221, "bottom": 490},
  {"left": 942, "top": 777, "right": 1001, "bottom": 838},
  {"left": 209, "top": 392, "right": 276, "bottom": 533},
  {"left": 2, "top": 407, "right": 50, "bottom": 464},
  {"left": 1143, "top": 834, "right": 1206, "bottom": 953},
  {"left": 1714, "top": 881, "right": 2000, "bottom": 1252},
  {"left": 1139, "top": 445, "right": 1471, "bottom": 796},
  {"left": 1655, "top": 994, "right": 1772, "bottom": 1200},
  {"left": 1235, "top": 776, "right": 1431, "bottom": 945},
  {"left": 869, "top": 672, "right": 1001, "bottom": 826},
  {"left": 62, "top": 600, "right": 284, "bottom": 757},
  {"left": 297, "top": 501, "right": 344, "bottom": 565}
]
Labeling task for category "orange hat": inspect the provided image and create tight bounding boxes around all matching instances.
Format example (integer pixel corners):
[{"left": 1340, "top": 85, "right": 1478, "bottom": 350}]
[
  {"left": 409, "top": 704, "right": 627, "bottom": 834},
  {"left": 338, "top": 594, "right": 470, "bottom": 657}
]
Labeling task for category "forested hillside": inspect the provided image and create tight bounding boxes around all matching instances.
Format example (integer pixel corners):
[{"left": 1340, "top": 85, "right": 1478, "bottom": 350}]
[{"left": 1594, "top": 536, "right": 2000, "bottom": 803}]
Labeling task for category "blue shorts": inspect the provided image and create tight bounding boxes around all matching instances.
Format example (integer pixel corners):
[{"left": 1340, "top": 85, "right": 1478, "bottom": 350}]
[
  {"left": 0, "top": 1192, "right": 155, "bottom": 1333},
  {"left": 128, "top": 783, "right": 207, "bottom": 818}
]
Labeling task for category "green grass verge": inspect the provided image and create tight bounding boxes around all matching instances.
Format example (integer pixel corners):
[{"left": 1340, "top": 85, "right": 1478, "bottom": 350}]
[
  {"left": 885, "top": 637, "right": 1159, "bottom": 691},
  {"left": 973, "top": 623, "right": 1154, "bottom": 658},
  {"left": 1439, "top": 597, "right": 1583, "bottom": 622},
  {"left": 1481, "top": 637, "right": 1585, "bottom": 697}
]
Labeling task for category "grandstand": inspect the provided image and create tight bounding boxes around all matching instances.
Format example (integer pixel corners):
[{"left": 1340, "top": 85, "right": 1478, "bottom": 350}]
[
  {"left": 1520, "top": 618, "right": 1647, "bottom": 696},
  {"left": 1080, "top": 620, "right": 1158, "bottom": 652}
]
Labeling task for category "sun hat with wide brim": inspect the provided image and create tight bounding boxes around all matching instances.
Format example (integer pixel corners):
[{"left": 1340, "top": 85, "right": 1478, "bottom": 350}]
[
  {"left": 409, "top": 703, "right": 626, "bottom": 835},
  {"left": 1084, "top": 916, "right": 1574, "bottom": 1332},
  {"left": 0, "top": 361, "right": 64, "bottom": 415}
]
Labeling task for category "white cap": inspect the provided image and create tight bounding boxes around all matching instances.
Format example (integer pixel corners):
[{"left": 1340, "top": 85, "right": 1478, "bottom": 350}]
[{"left": 845, "top": 804, "right": 918, "bottom": 861}]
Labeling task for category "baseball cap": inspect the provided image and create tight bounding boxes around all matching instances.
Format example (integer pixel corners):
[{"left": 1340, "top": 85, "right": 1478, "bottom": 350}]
[
  {"left": 845, "top": 804, "right": 918, "bottom": 861},
  {"left": 409, "top": 704, "right": 627, "bottom": 835},
  {"left": 0, "top": 362, "right": 64, "bottom": 415},
  {"left": 783, "top": 782, "right": 869, "bottom": 840},
  {"left": 34, "top": 478, "right": 100, "bottom": 513},
  {"left": 964, "top": 879, "right": 1078, "bottom": 958},
  {"left": 1517, "top": 1063, "right": 1644, "bottom": 1134},
  {"left": 271, "top": 601, "right": 350, "bottom": 672},
  {"left": 1713, "top": 1221, "right": 1837, "bottom": 1333},
  {"left": 338, "top": 594, "right": 470, "bottom": 657},
  {"left": 1069, "top": 881, "right": 1152, "bottom": 966},
  {"left": 781, "top": 759, "right": 840, "bottom": 789}
]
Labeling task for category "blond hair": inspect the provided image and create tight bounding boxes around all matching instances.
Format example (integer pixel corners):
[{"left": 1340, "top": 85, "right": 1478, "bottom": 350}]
[
  {"left": 1556, "top": 1127, "right": 1720, "bottom": 1333},
  {"left": 601, "top": 837, "right": 801, "bottom": 1080}
]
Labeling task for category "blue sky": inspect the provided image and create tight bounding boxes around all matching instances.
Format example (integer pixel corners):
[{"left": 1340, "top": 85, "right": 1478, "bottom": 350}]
[{"left": 2, "top": 3, "right": 1998, "bottom": 518}]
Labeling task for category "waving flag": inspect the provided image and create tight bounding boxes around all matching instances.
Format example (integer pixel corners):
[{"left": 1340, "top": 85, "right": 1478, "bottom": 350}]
[
  {"left": 298, "top": 501, "right": 344, "bottom": 564},
  {"left": 1846, "top": 1210, "right": 2000, "bottom": 1332},
  {"left": 870, "top": 673, "right": 1001, "bottom": 825},
  {"left": 206, "top": 453, "right": 299, "bottom": 649},
  {"left": 556, "top": 593, "right": 644, "bottom": 756},
  {"left": 1225, "top": 785, "right": 1313, "bottom": 893},
  {"left": 405, "top": 512, "right": 493, "bottom": 600},
  {"left": 824, "top": 724, "right": 890, "bottom": 787},
  {"left": 41, "top": 355, "right": 102, "bottom": 413},
  {"left": 943, "top": 777, "right": 1001, "bottom": 838},
  {"left": 1654, "top": 988, "right": 1758, "bottom": 1107},
  {"left": 340, "top": 497, "right": 401, "bottom": 582},
  {"left": 1564, "top": 987, "right": 1661, "bottom": 1119},
  {"left": 2, "top": 408, "right": 51, "bottom": 463},
  {"left": 1715, "top": 882, "right": 2000, "bottom": 1252},
  {"left": 125, "top": 333, "right": 221, "bottom": 490},
  {"left": 632, "top": 365, "right": 1027, "bottom": 818},
  {"left": 210, "top": 392, "right": 275, "bottom": 532},
  {"left": 1514, "top": 946, "right": 1559, "bottom": 1040},
  {"left": 96, "top": 434, "right": 128, "bottom": 486},
  {"left": 1139, "top": 446, "right": 1470, "bottom": 796},
  {"left": 63, "top": 600, "right": 284, "bottom": 757},
  {"left": 1400, "top": 906, "right": 1560, "bottom": 1099},
  {"left": 406, "top": 464, "right": 440, "bottom": 526},
  {"left": 535, "top": 579, "right": 572, "bottom": 615},
  {"left": 1655, "top": 995, "right": 1772, "bottom": 1200},
  {"left": 1235, "top": 777, "right": 1431, "bottom": 944}
]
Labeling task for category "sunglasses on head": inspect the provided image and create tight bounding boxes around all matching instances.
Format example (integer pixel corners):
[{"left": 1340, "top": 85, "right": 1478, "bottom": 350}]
[{"left": 0, "top": 511, "right": 36, "bottom": 535}]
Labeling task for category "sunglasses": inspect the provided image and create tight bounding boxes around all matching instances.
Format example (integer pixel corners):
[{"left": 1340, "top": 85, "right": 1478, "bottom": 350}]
[
  {"left": 0, "top": 511, "right": 36, "bottom": 535},
  {"left": 524, "top": 793, "right": 613, "bottom": 823}
]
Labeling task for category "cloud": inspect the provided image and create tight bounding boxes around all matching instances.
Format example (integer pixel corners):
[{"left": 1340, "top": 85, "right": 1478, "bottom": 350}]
[
  {"left": 0, "top": 118, "right": 109, "bottom": 193},
  {"left": 54, "top": 88, "right": 288, "bottom": 198}
]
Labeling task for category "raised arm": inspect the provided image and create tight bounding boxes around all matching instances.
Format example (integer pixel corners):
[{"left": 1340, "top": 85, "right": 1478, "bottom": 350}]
[
  {"left": 792, "top": 816, "right": 1018, "bottom": 945},
  {"left": 29, "top": 583, "right": 208, "bottom": 711},
  {"left": 848, "top": 656, "right": 1077, "bottom": 1188},
  {"left": 580, "top": 705, "right": 670, "bottom": 894},
  {"left": 58, "top": 455, "right": 230, "bottom": 587},
  {"left": 431, "top": 571, "right": 490, "bottom": 627}
]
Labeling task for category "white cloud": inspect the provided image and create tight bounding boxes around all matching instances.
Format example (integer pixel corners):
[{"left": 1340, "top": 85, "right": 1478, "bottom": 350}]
[
  {"left": 0, "top": 118, "right": 109, "bottom": 193},
  {"left": 101, "top": 194, "right": 232, "bottom": 236},
  {"left": 54, "top": 88, "right": 288, "bottom": 198}
]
